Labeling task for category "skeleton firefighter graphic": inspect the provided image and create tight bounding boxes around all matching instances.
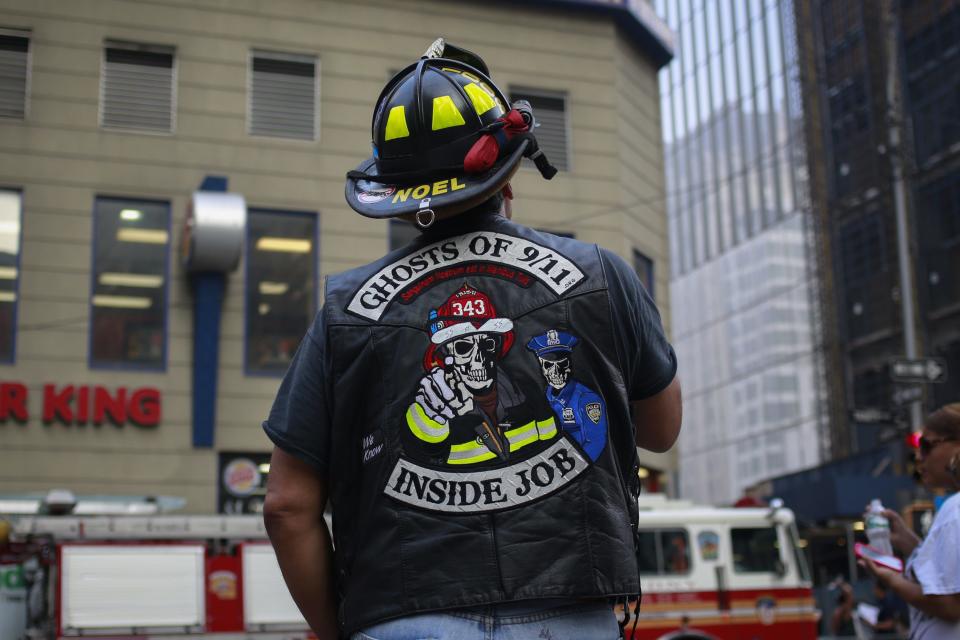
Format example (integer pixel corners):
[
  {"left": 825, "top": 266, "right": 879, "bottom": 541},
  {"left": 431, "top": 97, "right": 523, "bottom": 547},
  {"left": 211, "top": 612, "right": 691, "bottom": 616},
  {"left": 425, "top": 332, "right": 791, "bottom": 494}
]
[
  {"left": 404, "top": 284, "right": 558, "bottom": 467},
  {"left": 526, "top": 330, "right": 608, "bottom": 461}
]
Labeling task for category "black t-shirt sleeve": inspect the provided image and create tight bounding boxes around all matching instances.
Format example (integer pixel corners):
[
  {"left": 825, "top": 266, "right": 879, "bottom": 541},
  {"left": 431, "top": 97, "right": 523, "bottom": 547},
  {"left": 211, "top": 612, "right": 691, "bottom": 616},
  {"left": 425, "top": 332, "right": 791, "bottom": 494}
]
[
  {"left": 600, "top": 248, "right": 678, "bottom": 400},
  {"left": 261, "top": 308, "right": 333, "bottom": 475}
]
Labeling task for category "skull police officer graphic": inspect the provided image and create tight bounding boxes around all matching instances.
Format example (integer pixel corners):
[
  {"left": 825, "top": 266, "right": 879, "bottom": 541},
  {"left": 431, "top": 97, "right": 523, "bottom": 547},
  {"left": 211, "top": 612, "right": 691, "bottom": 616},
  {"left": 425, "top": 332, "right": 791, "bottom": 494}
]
[{"left": 346, "top": 230, "right": 607, "bottom": 513}]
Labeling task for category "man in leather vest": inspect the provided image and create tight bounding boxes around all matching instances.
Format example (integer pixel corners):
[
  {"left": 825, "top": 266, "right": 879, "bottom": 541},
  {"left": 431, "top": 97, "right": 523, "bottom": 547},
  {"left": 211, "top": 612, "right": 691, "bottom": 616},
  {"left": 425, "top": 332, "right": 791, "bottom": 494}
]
[{"left": 262, "top": 39, "right": 682, "bottom": 640}]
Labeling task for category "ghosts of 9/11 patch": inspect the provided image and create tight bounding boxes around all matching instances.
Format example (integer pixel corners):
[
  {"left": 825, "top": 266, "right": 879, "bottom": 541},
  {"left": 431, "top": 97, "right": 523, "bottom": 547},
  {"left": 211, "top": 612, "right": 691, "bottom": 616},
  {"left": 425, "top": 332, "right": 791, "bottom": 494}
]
[{"left": 346, "top": 231, "right": 613, "bottom": 514}]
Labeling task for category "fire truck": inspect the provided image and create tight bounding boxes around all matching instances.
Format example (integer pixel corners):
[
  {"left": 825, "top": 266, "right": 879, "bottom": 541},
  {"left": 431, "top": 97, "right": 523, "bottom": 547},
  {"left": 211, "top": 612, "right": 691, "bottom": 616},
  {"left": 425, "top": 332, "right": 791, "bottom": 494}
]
[
  {"left": 1, "top": 513, "right": 312, "bottom": 640},
  {"left": 1, "top": 495, "right": 817, "bottom": 640},
  {"left": 619, "top": 494, "right": 818, "bottom": 640}
]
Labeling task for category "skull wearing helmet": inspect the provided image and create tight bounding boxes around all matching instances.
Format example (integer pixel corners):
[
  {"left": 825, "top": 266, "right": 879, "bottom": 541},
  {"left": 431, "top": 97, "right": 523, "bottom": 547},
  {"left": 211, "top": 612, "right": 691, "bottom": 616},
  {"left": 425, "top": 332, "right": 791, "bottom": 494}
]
[
  {"left": 539, "top": 354, "right": 571, "bottom": 390},
  {"left": 448, "top": 334, "right": 498, "bottom": 392}
]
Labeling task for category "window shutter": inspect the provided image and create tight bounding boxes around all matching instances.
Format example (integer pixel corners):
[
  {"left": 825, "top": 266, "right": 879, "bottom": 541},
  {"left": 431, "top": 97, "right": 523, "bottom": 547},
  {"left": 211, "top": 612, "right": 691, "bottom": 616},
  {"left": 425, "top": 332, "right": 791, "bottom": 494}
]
[
  {"left": 101, "top": 42, "right": 175, "bottom": 132},
  {"left": 0, "top": 30, "right": 30, "bottom": 119},
  {"left": 511, "top": 88, "right": 569, "bottom": 171},
  {"left": 249, "top": 51, "right": 317, "bottom": 140}
]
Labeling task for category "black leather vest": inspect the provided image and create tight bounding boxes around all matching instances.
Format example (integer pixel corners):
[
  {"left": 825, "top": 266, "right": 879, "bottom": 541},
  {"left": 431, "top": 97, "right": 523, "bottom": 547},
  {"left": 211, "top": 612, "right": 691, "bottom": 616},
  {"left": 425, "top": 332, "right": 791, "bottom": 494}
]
[{"left": 322, "top": 211, "right": 642, "bottom": 635}]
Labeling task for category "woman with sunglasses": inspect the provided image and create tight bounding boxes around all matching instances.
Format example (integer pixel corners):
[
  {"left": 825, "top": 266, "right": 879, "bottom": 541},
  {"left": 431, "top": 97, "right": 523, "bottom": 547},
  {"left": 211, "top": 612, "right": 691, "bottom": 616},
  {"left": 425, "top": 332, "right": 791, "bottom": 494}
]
[{"left": 860, "top": 403, "right": 960, "bottom": 638}]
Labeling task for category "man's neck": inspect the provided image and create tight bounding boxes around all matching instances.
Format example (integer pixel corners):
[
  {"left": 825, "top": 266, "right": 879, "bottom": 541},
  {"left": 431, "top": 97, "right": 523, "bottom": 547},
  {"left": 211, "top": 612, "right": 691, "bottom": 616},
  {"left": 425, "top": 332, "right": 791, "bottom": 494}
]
[{"left": 422, "top": 204, "right": 505, "bottom": 237}]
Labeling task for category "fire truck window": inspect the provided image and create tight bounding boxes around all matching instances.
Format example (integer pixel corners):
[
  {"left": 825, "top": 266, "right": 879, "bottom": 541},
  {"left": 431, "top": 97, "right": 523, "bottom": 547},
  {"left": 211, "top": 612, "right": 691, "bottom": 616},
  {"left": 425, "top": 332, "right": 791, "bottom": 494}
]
[
  {"left": 245, "top": 209, "right": 317, "bottom": 375},
  {"left": 732, "top": 527, "right": 781, "bottom": 573},
  {"left": 660, "top": 529, "right": 691, "bottom": 574},
  {"left": 637, "top": 529, "right": 691, "bottom": 575},
  {"left": 90, "top": 197, "right": 170, "bottom": 369},
  {"left": 636, "top": 531, "right": 659, "bottom": 574}
]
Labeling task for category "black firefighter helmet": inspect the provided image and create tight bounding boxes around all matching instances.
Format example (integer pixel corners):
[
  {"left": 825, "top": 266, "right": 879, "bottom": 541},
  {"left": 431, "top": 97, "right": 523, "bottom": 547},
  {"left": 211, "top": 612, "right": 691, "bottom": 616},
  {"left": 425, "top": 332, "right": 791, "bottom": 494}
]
[{"left": 345, "top": 38, "right": 556, "bottom": 226}]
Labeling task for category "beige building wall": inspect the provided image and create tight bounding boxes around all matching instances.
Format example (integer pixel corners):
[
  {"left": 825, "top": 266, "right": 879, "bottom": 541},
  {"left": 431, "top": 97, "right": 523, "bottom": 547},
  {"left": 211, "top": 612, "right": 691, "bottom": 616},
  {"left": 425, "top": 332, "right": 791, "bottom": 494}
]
[{"left": 0, "top": 0, "right": 673, "bottom": 512}]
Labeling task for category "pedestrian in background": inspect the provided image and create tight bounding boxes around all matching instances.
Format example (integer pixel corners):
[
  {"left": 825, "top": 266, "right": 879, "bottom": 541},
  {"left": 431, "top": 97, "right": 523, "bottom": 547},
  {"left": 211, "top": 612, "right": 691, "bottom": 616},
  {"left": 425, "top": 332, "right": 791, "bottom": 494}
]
[
  {"left": 829, "top": 579, "right": 857, "bottom": 638},
  {"left": 261, "top": 39, "right": 682, "bottom": 640},
  {"left": 860, "top": 403, "right": 960, "bottom": 638}
]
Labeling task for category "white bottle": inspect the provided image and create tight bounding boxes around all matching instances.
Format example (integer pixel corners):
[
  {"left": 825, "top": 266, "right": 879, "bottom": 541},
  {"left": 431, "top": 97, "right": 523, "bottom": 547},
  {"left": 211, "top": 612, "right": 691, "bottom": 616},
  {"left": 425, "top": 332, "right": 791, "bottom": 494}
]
[{"left": 865, "top": 499, "right": 893, "bottom": 556}]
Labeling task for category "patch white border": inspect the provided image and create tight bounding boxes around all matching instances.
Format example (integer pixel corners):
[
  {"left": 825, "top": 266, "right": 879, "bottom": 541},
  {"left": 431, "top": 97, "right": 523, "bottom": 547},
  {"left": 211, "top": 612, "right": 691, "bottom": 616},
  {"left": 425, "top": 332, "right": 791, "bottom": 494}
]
[
  {"left": 384, "top": 438, "right": 588, "bottom": 513},
  {"left": 347, "top": 231, "right": 585, "bottom": 321}
]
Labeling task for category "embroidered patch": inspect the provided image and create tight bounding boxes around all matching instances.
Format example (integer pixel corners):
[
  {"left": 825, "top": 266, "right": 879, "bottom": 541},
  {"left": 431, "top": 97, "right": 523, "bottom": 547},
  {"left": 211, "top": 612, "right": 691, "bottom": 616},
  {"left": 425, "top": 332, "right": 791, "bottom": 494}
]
[
  {"left": 387, "top": 286, "right": 595, "bottom": 514},
  {"left": 385, "top": 440, "right": 588, "bottom": 513},
  {"left": 562, "top": 407, "right": 575, "bottom": 422},
  {"left": 347, "top": 231, "right": 585, "bottom": 321},
  {"left": 585, "top": 402, "right": 602, "bottom": 424}
]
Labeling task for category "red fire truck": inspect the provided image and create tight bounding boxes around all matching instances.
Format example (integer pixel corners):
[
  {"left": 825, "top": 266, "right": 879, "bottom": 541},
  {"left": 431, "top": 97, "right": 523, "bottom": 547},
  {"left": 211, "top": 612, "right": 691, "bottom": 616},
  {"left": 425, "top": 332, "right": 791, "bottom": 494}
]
[
  {"left": 618, "top": 495, "right": 818, "bottom": 639},
  {"left": 3, "top": 496, "right": 817, "bottom": 640},
  {"left": 2, "top": 514, "right": 312, "bottom": 639}
]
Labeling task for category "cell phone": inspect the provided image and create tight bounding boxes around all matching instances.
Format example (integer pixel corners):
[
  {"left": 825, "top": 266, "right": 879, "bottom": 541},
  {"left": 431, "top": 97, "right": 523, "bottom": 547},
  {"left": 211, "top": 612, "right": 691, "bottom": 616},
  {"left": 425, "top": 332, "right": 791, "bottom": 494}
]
[{"left": 855, "top": 542, "right": 904, "bottom": 572}]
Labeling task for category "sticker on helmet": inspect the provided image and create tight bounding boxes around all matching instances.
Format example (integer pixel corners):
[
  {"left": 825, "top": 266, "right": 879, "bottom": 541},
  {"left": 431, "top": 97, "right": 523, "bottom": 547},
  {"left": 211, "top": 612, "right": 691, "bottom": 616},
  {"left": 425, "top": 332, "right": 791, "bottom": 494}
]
[{"left": 358, "top": 185, "right": 397, "bottom": 204}]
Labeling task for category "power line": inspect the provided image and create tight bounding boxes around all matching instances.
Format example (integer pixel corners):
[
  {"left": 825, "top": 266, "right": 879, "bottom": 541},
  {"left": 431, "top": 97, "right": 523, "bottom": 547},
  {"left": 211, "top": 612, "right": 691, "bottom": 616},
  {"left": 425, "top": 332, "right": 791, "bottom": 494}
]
[{"left": 549, "top": 127, "right": 803, "bottom": 230}]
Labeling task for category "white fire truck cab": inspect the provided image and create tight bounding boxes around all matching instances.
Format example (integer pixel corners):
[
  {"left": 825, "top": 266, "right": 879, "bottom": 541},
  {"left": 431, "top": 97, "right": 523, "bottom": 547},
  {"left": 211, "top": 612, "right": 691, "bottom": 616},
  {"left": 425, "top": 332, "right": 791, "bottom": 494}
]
[{"left": 622, "top": 494, "right": 818, "bottom": 640}]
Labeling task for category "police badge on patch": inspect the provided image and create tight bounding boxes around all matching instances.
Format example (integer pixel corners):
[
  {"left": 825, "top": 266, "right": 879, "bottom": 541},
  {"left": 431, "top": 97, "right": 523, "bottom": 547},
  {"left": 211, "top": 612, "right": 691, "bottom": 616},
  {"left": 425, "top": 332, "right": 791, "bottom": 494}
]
[
  {"left": 562, "top": 407, "right": 575, "bottom": 422},
  {"left": 585, "top": 402, "right": 602, "bottom": 424}
]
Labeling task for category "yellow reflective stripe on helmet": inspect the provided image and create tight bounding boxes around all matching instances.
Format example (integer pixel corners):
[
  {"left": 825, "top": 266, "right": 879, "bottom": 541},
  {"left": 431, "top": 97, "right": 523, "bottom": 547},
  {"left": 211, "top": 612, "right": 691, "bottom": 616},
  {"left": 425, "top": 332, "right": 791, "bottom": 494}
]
[
  {"left": 464, "top": 83, "right": 496, "bottom": 116},
  {"left": 432, "top": 95, "right": 466, "bottom": 130},
  {"left": 536, "top": 417, "right": 557, "bottom": 440},
  {"left": 385, "top": 105, "right": 410, "bottom": 141},
  {"left": 406, "top": 402, "right": 449, "bottom": 443}
]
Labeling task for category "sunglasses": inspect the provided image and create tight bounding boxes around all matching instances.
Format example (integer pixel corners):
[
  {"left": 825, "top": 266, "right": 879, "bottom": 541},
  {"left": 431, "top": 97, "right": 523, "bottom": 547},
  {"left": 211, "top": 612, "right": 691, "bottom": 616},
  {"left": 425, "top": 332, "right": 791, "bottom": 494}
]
[{"left": 917, "top": 435, "right": 956, "bottom": 456}]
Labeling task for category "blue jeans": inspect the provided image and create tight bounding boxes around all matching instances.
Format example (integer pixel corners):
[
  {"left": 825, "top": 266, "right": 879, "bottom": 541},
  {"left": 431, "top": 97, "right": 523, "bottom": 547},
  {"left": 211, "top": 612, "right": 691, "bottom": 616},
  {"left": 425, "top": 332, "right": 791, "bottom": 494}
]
[{"left": 351, "top": 600, "right": 620, "bottom": 640}]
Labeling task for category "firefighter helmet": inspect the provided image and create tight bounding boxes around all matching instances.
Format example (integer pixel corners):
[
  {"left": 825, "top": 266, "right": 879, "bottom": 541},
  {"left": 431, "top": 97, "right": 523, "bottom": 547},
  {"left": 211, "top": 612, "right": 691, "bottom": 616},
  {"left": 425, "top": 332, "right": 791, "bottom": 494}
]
[
  {"left": 422, "top": 284, "right": 515, "bottom": 370},
  {"left": 345, "top": 38, "right": 556, "bottom": 224}
]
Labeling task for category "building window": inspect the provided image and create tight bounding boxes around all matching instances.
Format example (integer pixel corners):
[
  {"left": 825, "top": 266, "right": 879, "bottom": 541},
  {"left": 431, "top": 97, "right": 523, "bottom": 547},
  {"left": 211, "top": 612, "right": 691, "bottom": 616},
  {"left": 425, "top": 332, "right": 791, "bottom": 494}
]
[
  {"left": 0, "top": 189, "right": 22, "bottom": 362},
  {"left": 90, "top": 197, "right": 170, "bottom": 369},
  {"left": 249, "top": 50, "right": 318, "bottom": 140},
  {"left": 838, "top": 213, "right": 892, "bottom": 339},
  {"left": 905, "top": 5, "right": 960, "bottom": 164},
  {"left": 636, "top": 529, "right": 692, "bottom": 575},
  {"left": 0, "top": 28, "right": 30, "bottom": 119},
  {"left": 388, "top": 219, "right": 419, "bottom": 251},
  {"left": 100, "top": 41, "right": 176, "bottom": 133},
  {"left": 633, "top": 249, "right": 655, "bottom": 300},
  {"left": 916, "top": 174, "right": 960, "bottom": 312},
  {"left": 509, "top": 87, "right": 569, "bottom": 171},
  {"left": 245, "top": 209, "right": 317, "bottom": 375}
]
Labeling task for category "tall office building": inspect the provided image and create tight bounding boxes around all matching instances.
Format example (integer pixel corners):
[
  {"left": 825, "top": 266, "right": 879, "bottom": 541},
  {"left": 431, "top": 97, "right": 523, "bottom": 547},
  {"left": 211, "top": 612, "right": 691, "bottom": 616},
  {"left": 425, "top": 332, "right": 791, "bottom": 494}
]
[
  {"left": 655, "top": 0, "right": 827, "bottom": 504},
  {"left": 805, "top": 0, "right": 960, "bottom": 455}
]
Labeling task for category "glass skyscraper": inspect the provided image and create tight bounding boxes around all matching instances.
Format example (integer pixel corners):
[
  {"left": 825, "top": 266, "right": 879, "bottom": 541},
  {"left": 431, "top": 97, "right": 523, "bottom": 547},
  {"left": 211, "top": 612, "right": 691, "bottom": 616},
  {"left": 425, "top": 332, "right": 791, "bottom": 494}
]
[{"left": 655, "top": 0, "right": 826, "bottom": 504}]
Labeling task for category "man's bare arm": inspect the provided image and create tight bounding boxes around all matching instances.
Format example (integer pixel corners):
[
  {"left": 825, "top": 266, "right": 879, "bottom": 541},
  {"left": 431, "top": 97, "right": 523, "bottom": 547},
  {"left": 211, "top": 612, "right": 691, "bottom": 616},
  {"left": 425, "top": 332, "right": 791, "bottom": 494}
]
[
  {"left": 632, "top": 376, "right": 682, "bottom": 452},
  {"left": 263, "top": 447, "right": 338, "bottom": 639}
]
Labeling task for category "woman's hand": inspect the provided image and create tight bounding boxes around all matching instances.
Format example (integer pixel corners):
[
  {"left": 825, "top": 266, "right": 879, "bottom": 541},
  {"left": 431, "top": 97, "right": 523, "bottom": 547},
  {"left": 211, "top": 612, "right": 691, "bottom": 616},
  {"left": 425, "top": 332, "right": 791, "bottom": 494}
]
[
  {"left": 859, "top": 557, "right": 897, "bottom": 588},
  {"left": 882, "top": 508, "right": 921, "bottom": 557}
]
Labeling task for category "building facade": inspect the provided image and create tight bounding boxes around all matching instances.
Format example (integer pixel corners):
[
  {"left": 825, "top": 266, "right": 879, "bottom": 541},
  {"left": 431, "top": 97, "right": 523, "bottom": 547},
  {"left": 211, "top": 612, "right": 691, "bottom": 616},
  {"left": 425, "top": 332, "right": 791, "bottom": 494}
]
[
  {"left": 656, "top": 0, "right": 827, "bottom": 505},
  {"left": 0, "top": 0, "right": 674, "bottom": 512},
  {"left": 806, "top": 0, "right": 960, "bottom": 455}
]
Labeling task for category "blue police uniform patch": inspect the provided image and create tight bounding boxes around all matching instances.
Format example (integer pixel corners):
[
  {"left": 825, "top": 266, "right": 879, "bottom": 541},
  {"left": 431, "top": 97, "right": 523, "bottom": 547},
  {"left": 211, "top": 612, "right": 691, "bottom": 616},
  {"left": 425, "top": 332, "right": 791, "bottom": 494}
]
[{"left": 526, "top": 329, "right": 608, "bottom": 462}]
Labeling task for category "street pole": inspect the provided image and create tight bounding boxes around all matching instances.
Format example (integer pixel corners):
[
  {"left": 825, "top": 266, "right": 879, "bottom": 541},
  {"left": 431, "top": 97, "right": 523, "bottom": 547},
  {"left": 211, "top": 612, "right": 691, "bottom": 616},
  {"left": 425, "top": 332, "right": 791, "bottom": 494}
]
[{"left": 884, "top": 0, "right": 922, "bottom": 429}]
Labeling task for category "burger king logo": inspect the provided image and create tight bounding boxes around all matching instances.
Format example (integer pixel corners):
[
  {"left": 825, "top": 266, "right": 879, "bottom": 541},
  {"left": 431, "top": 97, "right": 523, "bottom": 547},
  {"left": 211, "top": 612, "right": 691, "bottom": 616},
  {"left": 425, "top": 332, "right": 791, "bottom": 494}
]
[{"left": 223, "top": 458, "right": 261, "bottom": 497}]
